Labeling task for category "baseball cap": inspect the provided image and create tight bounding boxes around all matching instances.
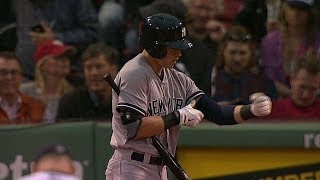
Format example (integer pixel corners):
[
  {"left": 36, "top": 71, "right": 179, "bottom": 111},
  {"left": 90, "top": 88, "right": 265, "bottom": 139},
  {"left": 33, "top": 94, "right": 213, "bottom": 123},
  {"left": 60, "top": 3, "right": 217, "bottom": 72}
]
[
  {"left": 33, "top": 144, "right": 72, "bottom": 163},
  {"left": 33, "top": 40, "right": 77, "bottom": 62},
  {"left": 286, "top": 0, "right": 314, "bottom": 7}
]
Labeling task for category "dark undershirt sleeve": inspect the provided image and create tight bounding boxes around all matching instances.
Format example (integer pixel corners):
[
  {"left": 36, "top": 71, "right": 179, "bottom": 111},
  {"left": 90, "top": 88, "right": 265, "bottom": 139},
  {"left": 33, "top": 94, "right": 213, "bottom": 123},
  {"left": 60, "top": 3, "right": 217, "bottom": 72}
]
[{"left": 195, "top": 95, "right": 238, "bottom": 125}]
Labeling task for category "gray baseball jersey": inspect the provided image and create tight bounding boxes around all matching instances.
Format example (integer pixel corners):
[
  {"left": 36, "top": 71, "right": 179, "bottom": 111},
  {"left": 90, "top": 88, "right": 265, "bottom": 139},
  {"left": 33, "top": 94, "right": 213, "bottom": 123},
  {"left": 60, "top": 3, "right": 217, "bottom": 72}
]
[{"left": 109, "top": 53, "right": 204, "bottom": 155}]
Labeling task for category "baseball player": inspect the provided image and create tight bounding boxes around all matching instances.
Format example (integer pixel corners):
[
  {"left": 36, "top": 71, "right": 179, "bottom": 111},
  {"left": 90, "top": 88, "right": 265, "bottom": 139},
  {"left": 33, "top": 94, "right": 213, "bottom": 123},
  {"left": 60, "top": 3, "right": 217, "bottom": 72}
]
[
  {"left": 105, "top": 13, "right": 272, "bottom": 180},
  {"left": 18, "top": 144, "right": 80, "bottom": 180}
]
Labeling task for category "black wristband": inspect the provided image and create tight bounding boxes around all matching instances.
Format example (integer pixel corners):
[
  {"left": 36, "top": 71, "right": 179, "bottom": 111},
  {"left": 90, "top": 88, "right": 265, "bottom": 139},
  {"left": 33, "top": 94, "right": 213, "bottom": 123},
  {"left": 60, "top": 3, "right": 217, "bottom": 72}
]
[
  {"left": 162, "top": 111, "right": 180, "bottom": 130},
  {"left": 240, "top": 105, "right": 256, "bottom": 120}
]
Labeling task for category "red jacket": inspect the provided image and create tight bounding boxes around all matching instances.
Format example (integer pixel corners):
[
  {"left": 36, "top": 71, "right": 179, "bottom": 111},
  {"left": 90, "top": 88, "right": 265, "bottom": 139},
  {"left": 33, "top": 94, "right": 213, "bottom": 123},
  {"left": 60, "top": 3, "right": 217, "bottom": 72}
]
[
  {"left": 0, "top": 93, "right": 45, "bottom": 124},
  {"left": 266, "top": 98, "right": 320, "bottom": 120}
]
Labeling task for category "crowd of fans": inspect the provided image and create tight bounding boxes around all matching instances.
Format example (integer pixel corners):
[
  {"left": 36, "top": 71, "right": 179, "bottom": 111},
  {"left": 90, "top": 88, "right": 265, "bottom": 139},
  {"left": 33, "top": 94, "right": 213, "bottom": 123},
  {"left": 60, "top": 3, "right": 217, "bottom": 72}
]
[{"left": 0, "top": 0, "right": 320, "bottom": 125}]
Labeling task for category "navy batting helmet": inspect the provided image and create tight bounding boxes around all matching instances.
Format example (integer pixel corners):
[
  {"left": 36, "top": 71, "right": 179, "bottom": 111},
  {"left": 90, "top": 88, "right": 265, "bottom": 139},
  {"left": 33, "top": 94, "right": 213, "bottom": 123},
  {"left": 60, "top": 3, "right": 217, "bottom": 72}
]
[{"left": 140, "top": 13, "right": 193, "bottom": 59}]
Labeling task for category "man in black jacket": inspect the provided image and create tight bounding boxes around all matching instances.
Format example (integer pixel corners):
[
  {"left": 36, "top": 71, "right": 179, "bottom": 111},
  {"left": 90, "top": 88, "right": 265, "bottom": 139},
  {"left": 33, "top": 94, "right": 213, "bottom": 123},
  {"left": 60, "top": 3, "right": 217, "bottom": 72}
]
[{"left": 57, "top": 43, "right": 118, "bottom": 122}]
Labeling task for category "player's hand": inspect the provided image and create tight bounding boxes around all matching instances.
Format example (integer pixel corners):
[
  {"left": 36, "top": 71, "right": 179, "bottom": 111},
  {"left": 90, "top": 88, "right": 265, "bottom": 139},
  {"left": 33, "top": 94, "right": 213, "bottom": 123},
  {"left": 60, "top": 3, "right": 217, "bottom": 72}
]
[
  {"left": 249, "top": 93, "right": 272, "bottom": 117},
  {"left": 178, "top": 104, "right": 204, "bottom": 127}
]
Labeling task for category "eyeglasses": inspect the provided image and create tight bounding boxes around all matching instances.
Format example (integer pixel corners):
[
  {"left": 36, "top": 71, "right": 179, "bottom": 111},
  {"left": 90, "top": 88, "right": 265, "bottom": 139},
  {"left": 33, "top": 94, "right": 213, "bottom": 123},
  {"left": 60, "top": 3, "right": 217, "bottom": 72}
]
[
  {"left": 0, "top": 69, "right": 22, "bottom": 77},
  {"left": 226, "top": 33, "right": 252, "bottom": 42}
]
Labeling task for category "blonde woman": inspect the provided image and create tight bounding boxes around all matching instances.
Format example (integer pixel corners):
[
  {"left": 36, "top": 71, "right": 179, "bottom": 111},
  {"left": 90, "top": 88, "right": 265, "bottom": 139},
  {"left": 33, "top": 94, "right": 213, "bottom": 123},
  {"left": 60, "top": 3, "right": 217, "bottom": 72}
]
[
  {"left": 20, "top": 40, "right": 76, "bottom": 123},
  {"left": 261, "top": 0, "right": 320, "bottom": 98}
]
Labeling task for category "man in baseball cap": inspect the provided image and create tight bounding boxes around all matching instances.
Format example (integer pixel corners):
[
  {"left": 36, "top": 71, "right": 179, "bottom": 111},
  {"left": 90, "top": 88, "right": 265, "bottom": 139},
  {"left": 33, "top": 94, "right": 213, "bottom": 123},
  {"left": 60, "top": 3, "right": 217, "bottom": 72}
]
[{"left": 18, "top": 144, "right": 80, "bottom": 180}]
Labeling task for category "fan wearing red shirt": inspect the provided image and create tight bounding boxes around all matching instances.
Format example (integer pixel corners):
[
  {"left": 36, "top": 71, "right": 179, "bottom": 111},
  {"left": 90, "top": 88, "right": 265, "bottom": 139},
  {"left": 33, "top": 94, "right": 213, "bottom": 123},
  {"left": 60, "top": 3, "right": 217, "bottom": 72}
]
[
  {"left": 0, "top": 51, "right": 45, "bottom": 124},
  {"left": 267, "top": 56, "right": 320, "bottom": 119}
]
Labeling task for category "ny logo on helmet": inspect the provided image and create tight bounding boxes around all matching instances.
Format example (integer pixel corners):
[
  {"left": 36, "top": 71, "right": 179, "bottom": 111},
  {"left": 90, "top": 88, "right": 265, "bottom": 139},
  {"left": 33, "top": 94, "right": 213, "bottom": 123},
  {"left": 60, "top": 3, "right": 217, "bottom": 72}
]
[{"left": 182, "top": 27, "right": 186, "bottom": 38}]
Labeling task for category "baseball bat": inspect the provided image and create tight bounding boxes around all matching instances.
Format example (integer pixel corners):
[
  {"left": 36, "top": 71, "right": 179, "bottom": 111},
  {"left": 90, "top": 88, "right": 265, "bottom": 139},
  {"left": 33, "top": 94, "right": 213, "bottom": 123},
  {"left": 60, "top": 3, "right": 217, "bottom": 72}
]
[{"left": 103, "top": 73, "right": 190, "bottom": 180}]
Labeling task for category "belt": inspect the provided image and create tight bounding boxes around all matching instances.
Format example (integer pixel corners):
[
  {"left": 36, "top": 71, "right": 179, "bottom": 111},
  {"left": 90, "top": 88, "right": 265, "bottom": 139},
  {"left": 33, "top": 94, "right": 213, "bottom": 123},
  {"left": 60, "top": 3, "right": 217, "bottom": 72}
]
[{"left": 131, "top": 152, "right": 164, "bottom": 166}]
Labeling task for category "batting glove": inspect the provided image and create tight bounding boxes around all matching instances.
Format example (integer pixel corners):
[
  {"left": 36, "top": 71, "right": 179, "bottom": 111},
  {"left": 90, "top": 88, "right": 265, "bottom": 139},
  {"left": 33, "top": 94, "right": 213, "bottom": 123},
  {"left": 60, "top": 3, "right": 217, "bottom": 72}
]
[
  {"left": 178, "top": 104, "right": 204, "bottom": 127},
  {"left": 250, "top": 93, "right": 272, "bottom": 117}
]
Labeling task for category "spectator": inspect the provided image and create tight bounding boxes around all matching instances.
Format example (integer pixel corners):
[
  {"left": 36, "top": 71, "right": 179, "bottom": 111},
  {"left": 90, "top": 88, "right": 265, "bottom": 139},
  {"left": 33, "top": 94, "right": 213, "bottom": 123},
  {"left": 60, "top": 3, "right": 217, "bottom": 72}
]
[
  {"left": 234, "top": 0, "right": 285, "bottom": 42},
  {"left": 98, "top": 1, "right": 125, "bottom": 53},
  {"left": 183, "top": 0, "right": 244, "bottom": 41},
  {"left": 265, "top": 0, "right": 283, "bottom": 33},
  {"left": 184, "top": 0, "right": 220, "bottom": 41},
  {"left": 20, "top": 40, "right": 76, "bottom": 123},
  {"left": 0, "top": 0, "right": 17, "bottom": 51},
  {"left": 57, "top": 43, "right": 118, "bottom": 122},
  {"left": 0, "top": 51, "right": 44, "bottom": 124},
  {"left": 18, "top": 144, "right": 80, "bottom": 180},
  {"left": 11, "top": 0, "right": 98, "bottom": 81},
  {"left": 265, "top": 56, "right": 320, "bottom": 119},
  {"left": 213, "top": 0, "right": 245, "bottom": 28},
  {"left": 177, "top": 0, "right": 221, "bottom": 94},
  {"left": 261, "top": 0, "right": 320, "bottom": 98},
  {"left": 211, "top": 25, "right": 277, "bottom": 105}
]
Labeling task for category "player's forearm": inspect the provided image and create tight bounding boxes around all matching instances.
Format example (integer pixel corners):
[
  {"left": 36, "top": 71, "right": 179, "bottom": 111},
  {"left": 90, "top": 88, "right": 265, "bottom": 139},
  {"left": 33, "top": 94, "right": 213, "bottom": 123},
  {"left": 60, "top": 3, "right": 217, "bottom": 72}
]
[{"left": 134, "top": 116, "right": 166, "bottom": 139}]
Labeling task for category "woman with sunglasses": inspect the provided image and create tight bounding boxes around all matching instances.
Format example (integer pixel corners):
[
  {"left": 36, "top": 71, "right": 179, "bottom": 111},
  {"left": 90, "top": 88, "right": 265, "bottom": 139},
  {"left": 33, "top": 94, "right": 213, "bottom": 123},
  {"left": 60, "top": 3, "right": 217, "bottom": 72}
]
[
  {"left": 211, "top": 25, "right": 277, "bottom": 105},
  {"left": 261, "top": 0, "right": 320, "bottom": 98}
]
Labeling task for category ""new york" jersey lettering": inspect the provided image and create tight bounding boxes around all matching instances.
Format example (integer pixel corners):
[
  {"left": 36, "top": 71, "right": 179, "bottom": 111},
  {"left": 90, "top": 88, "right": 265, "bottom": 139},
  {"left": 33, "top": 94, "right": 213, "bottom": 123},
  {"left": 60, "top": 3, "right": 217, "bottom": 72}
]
[{"left": 147, "top": 97, "right": 183, "bottom": 116}]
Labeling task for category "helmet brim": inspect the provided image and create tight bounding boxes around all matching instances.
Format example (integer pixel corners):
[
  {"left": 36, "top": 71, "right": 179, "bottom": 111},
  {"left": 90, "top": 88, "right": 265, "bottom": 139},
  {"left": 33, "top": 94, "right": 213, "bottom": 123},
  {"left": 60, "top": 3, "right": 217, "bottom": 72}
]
[{"left": 163, "top": 39, "right": 193, "bottom": 50}]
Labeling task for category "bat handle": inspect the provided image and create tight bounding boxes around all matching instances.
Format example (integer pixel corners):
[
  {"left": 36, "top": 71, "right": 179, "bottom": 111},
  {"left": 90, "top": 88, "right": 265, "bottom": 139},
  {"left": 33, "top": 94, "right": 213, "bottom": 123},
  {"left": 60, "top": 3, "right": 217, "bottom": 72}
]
[{"left": 104, "top": 73, "right": 120, "bottom": 95}]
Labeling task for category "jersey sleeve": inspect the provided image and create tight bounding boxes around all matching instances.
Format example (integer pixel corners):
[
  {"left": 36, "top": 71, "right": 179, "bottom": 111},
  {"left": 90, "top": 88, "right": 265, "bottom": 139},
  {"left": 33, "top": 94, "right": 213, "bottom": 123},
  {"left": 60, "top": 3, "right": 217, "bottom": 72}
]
[
  {"left": 115, "top": 69, "right": 148, "bottom": 116},
  {"left": 183, "top": 72, "right": 205, "bottom": 105}
]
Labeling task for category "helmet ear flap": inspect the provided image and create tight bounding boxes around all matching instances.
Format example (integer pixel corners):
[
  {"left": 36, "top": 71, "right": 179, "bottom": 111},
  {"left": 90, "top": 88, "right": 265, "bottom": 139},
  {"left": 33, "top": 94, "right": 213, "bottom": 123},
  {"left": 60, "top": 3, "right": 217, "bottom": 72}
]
[
  {"left": 140, "top": 34, "right": 167, "bottom": 59},
  {"left": 146, "top": 44, "right": 167, "bottom": 59}
]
